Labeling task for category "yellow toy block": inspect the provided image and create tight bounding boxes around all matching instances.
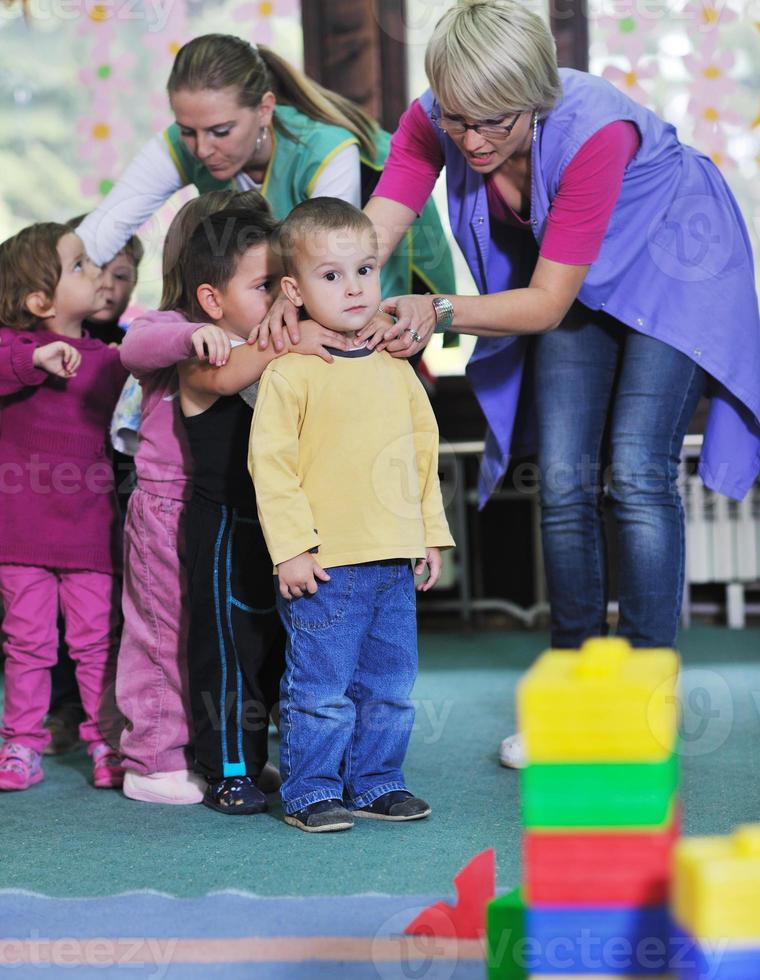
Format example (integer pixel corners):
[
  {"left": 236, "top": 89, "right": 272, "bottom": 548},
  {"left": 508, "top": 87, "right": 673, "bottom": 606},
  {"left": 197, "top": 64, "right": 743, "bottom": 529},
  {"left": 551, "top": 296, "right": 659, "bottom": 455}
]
[
  {"left": 518, "top": 637, "right": 679, "bottom": 762},
  {"left": 673, "top": 824, "right": 760, "bottom": 941}
]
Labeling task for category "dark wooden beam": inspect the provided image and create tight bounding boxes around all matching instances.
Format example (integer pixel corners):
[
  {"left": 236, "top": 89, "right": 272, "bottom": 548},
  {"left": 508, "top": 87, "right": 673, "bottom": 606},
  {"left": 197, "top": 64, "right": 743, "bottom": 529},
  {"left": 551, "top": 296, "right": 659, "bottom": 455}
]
[
  {"left": 551, "top": 0, "right": 589, "bottom": 71},
  {"left": 300, "top": 0, "right": 325, "bottom": 92},
  {"left": 303, "top": 0, "right": 588, "bottom": 125},
  {"left": 301, "top": 0, "right": 408, "bottom": 132},
  {"left": 375, "top": 0, "right": 409, "bottom": 132}
]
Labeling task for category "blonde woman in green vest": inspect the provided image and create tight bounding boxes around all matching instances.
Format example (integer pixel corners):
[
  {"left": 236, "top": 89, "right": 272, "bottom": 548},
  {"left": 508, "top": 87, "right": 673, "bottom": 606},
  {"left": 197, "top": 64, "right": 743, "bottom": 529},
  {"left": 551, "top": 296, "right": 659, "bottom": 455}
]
[{"left": 78, "top": 34, "right": 455, "bottom": 346}]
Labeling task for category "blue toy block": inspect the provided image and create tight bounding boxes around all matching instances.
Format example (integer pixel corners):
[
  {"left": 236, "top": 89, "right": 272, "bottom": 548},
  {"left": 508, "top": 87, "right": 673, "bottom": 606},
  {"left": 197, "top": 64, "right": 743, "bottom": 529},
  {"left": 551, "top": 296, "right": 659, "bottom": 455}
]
[
  {"left": 524, "top": 904, "right": 673, "bottom": 975},
  {"left": 670, "top": 926, "right": 760, "bottom": 980}
]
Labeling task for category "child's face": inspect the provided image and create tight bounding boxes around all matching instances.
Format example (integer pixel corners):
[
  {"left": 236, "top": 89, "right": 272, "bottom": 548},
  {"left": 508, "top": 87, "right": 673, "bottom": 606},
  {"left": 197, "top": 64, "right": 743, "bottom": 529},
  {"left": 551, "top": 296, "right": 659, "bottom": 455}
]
[
  {"left": 54, "top": 233, "right": 105, "bottom": 322},
  {"left": 215, "top": 243, "right": 280, "bottom": 340},
  {"left": 284, "top": 227, "right": 381, "bottom": 333},
  {"left": 87, "top": 251, "right": 137, "bottom": 324}
]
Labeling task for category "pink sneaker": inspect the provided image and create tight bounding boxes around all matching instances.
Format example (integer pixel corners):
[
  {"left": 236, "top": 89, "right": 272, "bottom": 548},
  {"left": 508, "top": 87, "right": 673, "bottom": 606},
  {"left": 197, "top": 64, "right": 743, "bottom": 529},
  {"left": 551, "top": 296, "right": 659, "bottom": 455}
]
[
  {"left": 90, "top": 742, "right": 125, "bottom": 789},
  {"left": 0, "top": 742, "right": 44, "bottom": 791}
]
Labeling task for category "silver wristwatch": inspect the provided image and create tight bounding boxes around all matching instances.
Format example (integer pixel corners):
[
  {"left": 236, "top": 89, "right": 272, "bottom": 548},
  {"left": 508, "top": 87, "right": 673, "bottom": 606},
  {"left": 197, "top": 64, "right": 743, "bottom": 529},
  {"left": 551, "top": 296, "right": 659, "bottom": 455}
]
[{"left": 432, "top": 296, "right": 454, "bottom": 330}]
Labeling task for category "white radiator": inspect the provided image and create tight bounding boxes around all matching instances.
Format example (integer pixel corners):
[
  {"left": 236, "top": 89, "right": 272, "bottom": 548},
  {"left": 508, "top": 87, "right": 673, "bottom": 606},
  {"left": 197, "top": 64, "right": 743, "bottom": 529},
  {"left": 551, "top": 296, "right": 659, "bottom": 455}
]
[
  {"left": 684, "top": 478, "right": 760, "bottom": 584},
  {"left": 682, "top": 475, "right": 760, "bottom": 628}
]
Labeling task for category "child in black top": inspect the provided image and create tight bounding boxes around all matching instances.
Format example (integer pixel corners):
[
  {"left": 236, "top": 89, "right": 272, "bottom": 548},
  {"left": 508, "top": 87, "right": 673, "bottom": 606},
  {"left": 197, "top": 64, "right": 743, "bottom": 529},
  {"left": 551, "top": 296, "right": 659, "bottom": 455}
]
[{"left": 175, "top": 206, "right": 345, "bottom": 814}]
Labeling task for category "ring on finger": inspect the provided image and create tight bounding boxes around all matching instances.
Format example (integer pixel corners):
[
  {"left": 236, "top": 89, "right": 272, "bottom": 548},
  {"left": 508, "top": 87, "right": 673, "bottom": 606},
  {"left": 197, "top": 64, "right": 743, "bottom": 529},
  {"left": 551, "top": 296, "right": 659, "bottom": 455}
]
[{"left": 409, "top": 329, "right": 422, "bottom": 343}]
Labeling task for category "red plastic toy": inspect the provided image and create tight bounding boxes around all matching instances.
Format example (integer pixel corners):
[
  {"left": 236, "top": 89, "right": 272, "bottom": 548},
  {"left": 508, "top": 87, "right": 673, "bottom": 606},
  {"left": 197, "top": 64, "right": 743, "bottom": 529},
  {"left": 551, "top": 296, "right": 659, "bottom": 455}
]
[{"left": 404, "top": 849, "right": 496, "bottom": 939}]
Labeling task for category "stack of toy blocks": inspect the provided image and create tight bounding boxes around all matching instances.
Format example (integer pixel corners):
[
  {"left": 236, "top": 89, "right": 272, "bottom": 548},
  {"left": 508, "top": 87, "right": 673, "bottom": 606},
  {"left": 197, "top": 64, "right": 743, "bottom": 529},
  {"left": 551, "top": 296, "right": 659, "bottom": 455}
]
[
  {"left": 671, "top": 824, "right": 760, "bottom": 979},
  {"left": 487, "top": 637, "right": 680, "bottom": 979}
]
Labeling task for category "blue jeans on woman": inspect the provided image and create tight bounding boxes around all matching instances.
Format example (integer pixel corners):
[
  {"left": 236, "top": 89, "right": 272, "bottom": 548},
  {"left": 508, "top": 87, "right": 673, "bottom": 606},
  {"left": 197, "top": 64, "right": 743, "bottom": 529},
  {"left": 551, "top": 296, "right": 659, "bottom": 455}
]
[
  {"left": 533, "top": 303, "right": 706, "bottom": 650},
  {"left": 276, "top": 559, "right": 418, "bottom": 814}
]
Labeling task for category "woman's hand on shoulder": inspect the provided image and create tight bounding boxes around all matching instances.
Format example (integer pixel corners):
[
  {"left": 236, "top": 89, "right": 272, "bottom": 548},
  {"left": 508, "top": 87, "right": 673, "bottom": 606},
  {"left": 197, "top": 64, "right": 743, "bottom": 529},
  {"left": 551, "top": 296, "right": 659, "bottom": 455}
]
[
  {"left": 290, "top": 319, "right": 349, "bottom": 364},
  {"left": 33, "top": 341, "right": 81, "bottom": 378},
  {"left": 249, "top": 291, "right": 301, "bottom": 352},
  {"left": 355, "top": 297, "right": 435, "bottom": 357},
  {"left": 191, "top": 324, "right": 231, "bottom": 366}
]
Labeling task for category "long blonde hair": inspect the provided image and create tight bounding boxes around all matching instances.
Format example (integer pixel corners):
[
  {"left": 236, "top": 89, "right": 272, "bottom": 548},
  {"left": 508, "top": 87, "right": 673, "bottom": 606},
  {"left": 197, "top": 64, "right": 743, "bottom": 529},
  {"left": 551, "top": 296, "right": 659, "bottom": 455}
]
[
  {"left": 425, "top": 0, "right": 561, "bottom": 119},
  {"left": 168, "top": 35, "right": 378, "bottom": 159},
  {"left": 159, "top": 188, "right": 269, "bottom": 311}
]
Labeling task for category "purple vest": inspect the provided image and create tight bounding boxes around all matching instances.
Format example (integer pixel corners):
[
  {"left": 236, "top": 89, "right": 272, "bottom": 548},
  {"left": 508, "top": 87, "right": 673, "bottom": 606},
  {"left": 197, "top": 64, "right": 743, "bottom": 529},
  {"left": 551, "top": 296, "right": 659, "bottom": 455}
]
[{"left": 420, "top": 70, "right": 760, "bottom": 503}]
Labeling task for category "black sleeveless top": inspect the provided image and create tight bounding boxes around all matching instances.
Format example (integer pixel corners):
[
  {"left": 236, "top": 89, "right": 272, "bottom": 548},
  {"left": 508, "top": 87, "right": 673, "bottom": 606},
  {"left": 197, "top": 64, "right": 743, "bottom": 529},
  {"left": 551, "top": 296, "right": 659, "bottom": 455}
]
[{"left": 181, "top": 395, "right": 257, "bottom": 512}]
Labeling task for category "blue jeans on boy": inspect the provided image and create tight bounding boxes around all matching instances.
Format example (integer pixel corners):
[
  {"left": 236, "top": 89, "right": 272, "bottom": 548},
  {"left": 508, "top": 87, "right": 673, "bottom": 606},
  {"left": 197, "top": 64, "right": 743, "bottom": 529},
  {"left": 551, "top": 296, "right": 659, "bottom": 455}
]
[
  {"left": 276, "top": 559, "right": 418, "bottom": 814},
  {"left": 533, "top": 304, "right": 706, "bottom": 650}
]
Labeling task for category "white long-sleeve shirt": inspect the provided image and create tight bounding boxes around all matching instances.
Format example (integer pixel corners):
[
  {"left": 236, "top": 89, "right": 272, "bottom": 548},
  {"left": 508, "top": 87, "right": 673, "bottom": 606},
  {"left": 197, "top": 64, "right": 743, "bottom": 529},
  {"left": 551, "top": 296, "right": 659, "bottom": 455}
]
[{"left": 78, "top": 134, "right": 361, "bottom": 266}]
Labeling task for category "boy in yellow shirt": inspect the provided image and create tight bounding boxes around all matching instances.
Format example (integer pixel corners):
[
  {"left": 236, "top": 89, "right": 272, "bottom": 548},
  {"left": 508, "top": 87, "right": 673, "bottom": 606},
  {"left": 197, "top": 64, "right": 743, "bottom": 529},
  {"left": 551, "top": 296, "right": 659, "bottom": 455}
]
[{"left": 249, "top": 198, "right": 454, "bottom": 833}]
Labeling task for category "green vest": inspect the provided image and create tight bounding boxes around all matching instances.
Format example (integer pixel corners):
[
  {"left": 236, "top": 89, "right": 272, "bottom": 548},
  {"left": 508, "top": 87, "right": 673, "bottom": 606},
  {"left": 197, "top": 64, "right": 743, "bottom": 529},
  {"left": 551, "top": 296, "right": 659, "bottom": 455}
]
[{"left": 163, "top": 105, "right": 455, "bottom": 301}]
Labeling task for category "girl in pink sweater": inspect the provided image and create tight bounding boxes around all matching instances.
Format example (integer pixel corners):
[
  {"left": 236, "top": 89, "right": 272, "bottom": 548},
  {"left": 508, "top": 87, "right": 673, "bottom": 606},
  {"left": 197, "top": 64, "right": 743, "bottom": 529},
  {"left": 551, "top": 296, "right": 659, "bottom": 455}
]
[{"left": 0, "top": 223, "right": 127, "bottom": 792}]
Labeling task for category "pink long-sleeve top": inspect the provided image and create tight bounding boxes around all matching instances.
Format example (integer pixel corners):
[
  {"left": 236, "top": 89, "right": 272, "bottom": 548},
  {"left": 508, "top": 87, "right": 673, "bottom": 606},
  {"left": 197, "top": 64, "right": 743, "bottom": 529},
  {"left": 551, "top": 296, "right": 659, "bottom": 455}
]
[
  {"left": 119, "top": 309, "right": 198, "bottom": 501},
  {"left": 373, "top": 99, "right": 640, "bottom": 265},
  {"left": 0, "top": 327, "right": 127, "bottom": 574}
]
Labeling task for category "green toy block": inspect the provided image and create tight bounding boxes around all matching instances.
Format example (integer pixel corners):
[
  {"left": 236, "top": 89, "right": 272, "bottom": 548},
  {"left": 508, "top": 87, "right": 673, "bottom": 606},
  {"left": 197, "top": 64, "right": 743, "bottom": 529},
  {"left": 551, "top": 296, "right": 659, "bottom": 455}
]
[
  {"left": 486, "top": 887, "right": 526, "bottom": 980},
  {"left": 520, "top": 751, "right": 679, "bottom": 829}
]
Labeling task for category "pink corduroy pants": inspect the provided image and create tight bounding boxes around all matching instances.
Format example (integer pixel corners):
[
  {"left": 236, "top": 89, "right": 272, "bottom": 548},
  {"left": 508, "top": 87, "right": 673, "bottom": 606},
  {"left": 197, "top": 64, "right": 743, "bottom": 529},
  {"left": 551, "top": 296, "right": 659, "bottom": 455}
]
[
  {"left": 116, "top": 488, "right": 193, "bottom": 775},
  {"left": 0, "top": 565, "right": 121, "bottom": 752}
]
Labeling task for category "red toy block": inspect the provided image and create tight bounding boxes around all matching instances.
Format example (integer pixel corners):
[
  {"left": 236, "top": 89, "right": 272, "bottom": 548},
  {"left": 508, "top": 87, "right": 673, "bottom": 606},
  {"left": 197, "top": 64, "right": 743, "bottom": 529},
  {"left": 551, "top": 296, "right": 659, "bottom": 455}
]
[
  {"left": 525, "top": 812, "right": 680, "bottom": 906},
  {"left": 405, "top": 849, "right": 496, "bottom": 939}
]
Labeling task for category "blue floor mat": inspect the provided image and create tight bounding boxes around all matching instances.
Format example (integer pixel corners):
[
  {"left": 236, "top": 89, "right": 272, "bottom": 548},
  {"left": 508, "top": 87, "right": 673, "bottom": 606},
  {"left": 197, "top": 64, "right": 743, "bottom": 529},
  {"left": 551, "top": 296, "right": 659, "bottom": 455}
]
[{"left": 0, "top": 890, "right": 486, "bottom": 979}]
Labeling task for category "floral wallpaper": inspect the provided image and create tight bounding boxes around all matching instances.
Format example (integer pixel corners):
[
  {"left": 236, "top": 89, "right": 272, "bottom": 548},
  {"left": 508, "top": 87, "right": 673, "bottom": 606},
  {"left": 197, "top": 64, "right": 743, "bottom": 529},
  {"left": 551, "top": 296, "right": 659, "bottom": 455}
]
[
  {"left": 1, "top": 0, "right": 756, "bottom": 318},
  {"left": 591, "top": 0, "right": 759, "bottom": 265},
  {"left": 0, "top": 0, "right": 303, "bottom": 309}
]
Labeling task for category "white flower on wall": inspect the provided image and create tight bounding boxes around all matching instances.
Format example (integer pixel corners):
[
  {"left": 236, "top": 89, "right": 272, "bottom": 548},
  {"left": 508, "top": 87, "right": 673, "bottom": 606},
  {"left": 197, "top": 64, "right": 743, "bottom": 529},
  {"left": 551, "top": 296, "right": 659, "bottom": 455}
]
[{"left": 591, "top": 0, "right": 758, "bottom": 261}]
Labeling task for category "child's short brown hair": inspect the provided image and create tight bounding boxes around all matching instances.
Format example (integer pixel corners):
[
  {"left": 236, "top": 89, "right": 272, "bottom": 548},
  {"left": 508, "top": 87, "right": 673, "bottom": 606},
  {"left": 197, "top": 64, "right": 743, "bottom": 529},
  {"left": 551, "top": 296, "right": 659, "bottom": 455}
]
[
  {"left": 159, "top": 189, "right": 269, "bottom": 312},
  {"left": 274, "top": 197, "right": 376, "bottom": 277},
  {"left": 0, "top": 222, "right": 69, "bottom": 331},
  {"left": 177, "top": 206, "right": 278, "bottom": 322}
]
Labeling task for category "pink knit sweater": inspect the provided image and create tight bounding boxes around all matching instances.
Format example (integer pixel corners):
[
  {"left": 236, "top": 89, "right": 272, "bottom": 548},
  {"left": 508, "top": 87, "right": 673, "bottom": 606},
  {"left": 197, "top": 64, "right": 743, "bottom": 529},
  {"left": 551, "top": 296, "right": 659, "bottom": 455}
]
[
  {"left": 119, "top": 309, "right": 198, "bottom": 501},
  {"left": 0, "top": 327, "right": 128, "bottom": 574}
]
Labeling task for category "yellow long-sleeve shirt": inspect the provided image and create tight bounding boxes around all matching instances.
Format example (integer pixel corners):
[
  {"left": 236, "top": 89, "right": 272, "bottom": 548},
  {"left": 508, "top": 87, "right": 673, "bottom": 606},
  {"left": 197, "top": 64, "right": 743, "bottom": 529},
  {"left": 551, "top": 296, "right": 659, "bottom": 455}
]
[{"left": 249, "top": 347, "right": 455, "bottom": 569}]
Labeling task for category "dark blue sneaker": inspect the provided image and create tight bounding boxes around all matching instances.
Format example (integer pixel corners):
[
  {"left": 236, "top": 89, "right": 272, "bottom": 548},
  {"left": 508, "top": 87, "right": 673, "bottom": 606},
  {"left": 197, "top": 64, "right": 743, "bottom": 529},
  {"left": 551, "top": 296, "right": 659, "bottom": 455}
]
[
  {"left": 352, "top": 791, "right": 431, "bottom": 821},
  {"left": 203, "top": 776, "right": 268, "bottom": 815},
  {"left": 284, "top": 798, "right": 354, "bottom": 833}
]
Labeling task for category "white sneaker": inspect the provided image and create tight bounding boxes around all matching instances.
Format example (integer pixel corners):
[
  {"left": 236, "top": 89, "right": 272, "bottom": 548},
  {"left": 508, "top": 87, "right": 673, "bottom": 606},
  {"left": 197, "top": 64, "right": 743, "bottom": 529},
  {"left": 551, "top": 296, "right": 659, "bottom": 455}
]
[
  {"left": 499, "top": 733, "right": 527, "bottom": 769},
  {"left": 123, "top": 769, "right": 205, "bottom": 805}
]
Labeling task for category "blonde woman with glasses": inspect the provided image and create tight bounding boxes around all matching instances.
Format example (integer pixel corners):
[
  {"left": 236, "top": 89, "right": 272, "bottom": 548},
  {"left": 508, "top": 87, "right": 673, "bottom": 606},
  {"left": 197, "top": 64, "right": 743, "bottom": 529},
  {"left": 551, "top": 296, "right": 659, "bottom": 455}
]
[{"left": 358, "top": 0, "right": 760, "bottom": 768}]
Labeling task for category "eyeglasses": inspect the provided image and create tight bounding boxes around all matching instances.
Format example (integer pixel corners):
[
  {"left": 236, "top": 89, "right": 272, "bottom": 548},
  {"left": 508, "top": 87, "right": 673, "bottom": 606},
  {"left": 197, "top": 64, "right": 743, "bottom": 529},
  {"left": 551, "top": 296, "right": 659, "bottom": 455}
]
[{"left": 433, "top": 110, "right": 523, "bottom": 142}]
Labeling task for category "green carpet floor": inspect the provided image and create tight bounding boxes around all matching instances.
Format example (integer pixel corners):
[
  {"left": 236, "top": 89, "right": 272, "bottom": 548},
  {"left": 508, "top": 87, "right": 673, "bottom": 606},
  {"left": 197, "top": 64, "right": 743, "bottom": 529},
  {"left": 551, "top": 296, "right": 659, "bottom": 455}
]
[{"left": 3, "top": 625, "right": 759, "bottom": 898}]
